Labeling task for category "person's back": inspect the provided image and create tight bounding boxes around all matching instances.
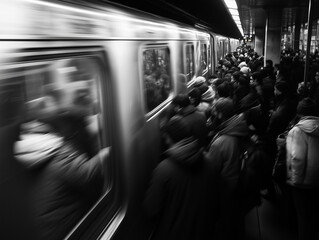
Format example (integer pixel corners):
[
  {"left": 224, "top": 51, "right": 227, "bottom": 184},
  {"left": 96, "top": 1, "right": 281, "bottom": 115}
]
[
  {"left": 204, "top": 98, "right": 250, "bottom": 240},
  {"left": 173, "top": 94, "right": 208, "bottom": 147},
  {"left": 143, "top": 116, "right": 217, "bottom": 240},
  {"left": 285, "top": 98, "right": 319, "bottom": 240}
]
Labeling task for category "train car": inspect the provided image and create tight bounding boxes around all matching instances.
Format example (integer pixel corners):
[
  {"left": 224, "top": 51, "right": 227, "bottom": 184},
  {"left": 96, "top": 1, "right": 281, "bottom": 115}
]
[
  {"left": 0, "top": 1, "right": 238, "bottom": 239},
  {"left": 215, "top": 34, "right": 241, "bottom": 61}
]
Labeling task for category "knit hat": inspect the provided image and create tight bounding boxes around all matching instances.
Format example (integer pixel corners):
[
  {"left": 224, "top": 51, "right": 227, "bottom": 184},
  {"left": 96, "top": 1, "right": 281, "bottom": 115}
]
[
  {"left": 193, "top": 76, "right": 206, "bottom": 87},
  {"left": 213, "top": 97, "right": 234, "bottom": 120},
  {"left": 164, "top": 115, "right": 192, "bottom": 142},
  {"left": 297, "top": 97, "right": 318, "bottom": 116},
  {"left": 240, "top": 66, "right": 251, "bottom": 75},
  {"left": 275, "top": 81, "right": 289, "bottom": 94}
]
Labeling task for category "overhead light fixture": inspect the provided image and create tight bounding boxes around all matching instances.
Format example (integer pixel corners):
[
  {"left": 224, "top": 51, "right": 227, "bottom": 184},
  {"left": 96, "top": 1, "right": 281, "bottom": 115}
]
[{"left": 222, "top": 0, "right": 243, "bottom": 37}]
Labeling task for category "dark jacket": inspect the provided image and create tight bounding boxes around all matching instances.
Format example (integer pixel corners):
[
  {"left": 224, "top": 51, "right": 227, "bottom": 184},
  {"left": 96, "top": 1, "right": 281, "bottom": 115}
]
[
  {"left": 266, "top": 96, "right": 297, "bottom": 161},
  {"left": 144, "top": 137, "right": 217, "bottom": 240},
  {"left": 14, "top": 120, "right": 103, "bottom": 240},
  {"left": 179, "top": 105, "right": 208, "bottom": 147},
  {"left": 205, "top": 113, "right": 250, "bottom": 240}
]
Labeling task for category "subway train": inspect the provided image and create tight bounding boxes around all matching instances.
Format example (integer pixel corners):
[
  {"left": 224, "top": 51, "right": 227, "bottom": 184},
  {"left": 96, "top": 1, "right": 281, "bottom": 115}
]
[{"left": 0, "top": 0, "right": 240, "bottom": 239}]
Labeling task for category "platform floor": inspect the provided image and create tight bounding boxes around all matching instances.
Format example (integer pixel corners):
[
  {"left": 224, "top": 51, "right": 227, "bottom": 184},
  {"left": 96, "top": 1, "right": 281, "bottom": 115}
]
[{"left": 245, "top": 184, "right": 298, "bottom": 240}]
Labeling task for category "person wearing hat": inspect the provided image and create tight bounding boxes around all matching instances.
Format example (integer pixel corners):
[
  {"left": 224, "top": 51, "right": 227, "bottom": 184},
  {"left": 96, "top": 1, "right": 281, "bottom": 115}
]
[
  {"left": 238, "top": 61, "right": 247, "bottom": 69},
  {"left": 171, "top": 94, "right": 208, "bottom": 147},
  {"left": 286, "top": 97, "right": 319, "bottom": 240},
  {"left": 193, "top": 76, "right": 206, "bottom": 88},
  {"left": 205, "top": 97, "right": 250, "bottom": 240},
  {"left": 144, "top": 115, "right": 217, "bottom": 240},
  {"left": 240, "top": 66, "right": 251, "bottom": 76}
]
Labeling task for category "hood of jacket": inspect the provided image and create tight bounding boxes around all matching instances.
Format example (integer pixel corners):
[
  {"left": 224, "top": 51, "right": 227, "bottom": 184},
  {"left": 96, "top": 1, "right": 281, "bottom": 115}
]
[
  {"left": 215, "top": 113, "right": 250, "bottom": 139},
  {"left": 165, "top": 137, "right": 203, "bottom": 167},
  {"left": 295, "top": 116, "right": 319, "bottom": 136},
  {"left": 14, "top": 120, "right": 63, "bottom": 169}
]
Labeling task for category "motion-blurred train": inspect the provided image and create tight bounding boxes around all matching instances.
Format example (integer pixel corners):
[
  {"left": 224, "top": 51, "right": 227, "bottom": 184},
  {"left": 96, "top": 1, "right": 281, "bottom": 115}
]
[{"left": 0, "top": 0, "right": 240, "bottom": 239}]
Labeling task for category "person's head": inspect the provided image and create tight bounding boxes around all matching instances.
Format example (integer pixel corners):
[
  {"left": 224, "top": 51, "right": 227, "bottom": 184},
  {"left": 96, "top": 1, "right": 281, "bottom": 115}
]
[
  {"left": 274, "top": 80, "right": 289, "bottom": 97},
  {"left": 188, "top": 88, "right": 202, "bottom": 107},
  {"left": 222, "top": 61, "right": 231, "bottom": 71},
  {"left": 240, "top": 66, "right": 251, "bottom": 75},
  {"left": 266, "top": 59, "right": 273, "bottom": 68},
  {"left": 231, "top": 71, "right": 243, "bottom": 83},
  {"left": 176, "top": 73, "right": 187, "bottom": 94},
  {"left": 164, "top": 115, "right": 192, "bottom": 144},
  {"left": 207, "top": 74, "right": 219, "bottom": 86},
  {"left": 172, "top": 94, "right": 191, "bottom": 108},
  {"left": 251, "top": 71, "right": 262, "bottom": 85},
  {"left": 211, "top": 97, "right": 235, "bottom": 123},
  {"left": 238, "top": 61, "right": 247, "bottom": 69},
  {"left": 216, "top": 81, "right": 232, "bottom": 98},
  {"left": 297, "top": 97, "right": 318, "bottom": 117},
  {"left": 193, "top": 76, "right": 206, "bottom": 88}
]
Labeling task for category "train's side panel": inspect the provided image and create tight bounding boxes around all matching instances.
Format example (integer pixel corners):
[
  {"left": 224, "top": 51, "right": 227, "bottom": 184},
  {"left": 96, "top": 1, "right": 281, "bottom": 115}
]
[{"left": 0, "top": 1, "right": 221, "bottom": 240}]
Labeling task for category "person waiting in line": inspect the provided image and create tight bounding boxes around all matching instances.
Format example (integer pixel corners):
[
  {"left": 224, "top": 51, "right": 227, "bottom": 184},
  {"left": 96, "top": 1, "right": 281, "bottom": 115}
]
[
  {"left": 14, "top": 82, "right": 110, "bottom": 240},
  {"left": 264, "top": 80, "right": 297, "bottom": 201},
  {"left": 171, "top": 94, "right": 208, "bottom": 148},
  {"left": 286, "top": 97, "right": 319, "bottom": 240},
  {"left": 204, "top": 98, "right": 250, "bottom": 240},
  {"left": 143, "top": 116, "right": 217, "bottom": 240}
]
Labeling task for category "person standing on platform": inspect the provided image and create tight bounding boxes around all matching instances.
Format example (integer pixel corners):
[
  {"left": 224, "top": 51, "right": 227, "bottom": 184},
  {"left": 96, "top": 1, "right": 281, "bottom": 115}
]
[
  {"left": 143, "top": 116, "right": 217, "bottom": 240},
  {"left": 204, "top": 97, "right": 250, "bottom": 240},
  {"left": 286, "top": 97, "right": 319, "bottom": 240}
]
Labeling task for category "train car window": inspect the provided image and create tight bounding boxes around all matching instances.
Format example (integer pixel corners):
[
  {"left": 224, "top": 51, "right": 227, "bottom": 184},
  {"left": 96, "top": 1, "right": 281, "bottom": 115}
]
[
  {"left": 185, "top": 43, "right": 195, "bottom": 82},
  {"left": 201, "top": 43, "right": 207, "bottom": 72},
  {"left": 143, "top": 46, "right": 172, "bottom": 112},
  {"left": 3, "top": 56, "right": 114, "bottom": 240},
  {"left": 217, "top": 41, "right": 223, "bottom": 60}
]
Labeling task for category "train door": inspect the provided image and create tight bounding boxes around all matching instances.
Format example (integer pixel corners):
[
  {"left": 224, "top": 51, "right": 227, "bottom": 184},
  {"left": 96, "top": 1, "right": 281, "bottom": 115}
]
[
  {"left": 0, "top": 47, "right": 122, "bottom": 240},
  {"left": 200, "top": 42, "right": 209, "bottom": 78},
  {"left": 112, "top": 42, "right": 174, "bottom": 240},
  {"left": 184, "top": 42, "right": 195, "bottom": 83}
]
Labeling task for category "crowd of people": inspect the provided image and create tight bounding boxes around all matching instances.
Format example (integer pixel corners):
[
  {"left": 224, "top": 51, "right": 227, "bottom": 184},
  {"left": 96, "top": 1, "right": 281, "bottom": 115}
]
[{"left": 143, "top": 45, "right": 319, "bottom": 240}]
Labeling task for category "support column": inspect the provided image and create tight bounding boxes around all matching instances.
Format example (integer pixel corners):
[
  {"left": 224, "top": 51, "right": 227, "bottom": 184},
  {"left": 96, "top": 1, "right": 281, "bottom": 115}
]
[
  {"left": 264, "top": 8, "right": 282, "bottom": 66},
  {"left": 255, "top": 27, "right": 265, "bottom": 56},
  {"left": 293, "top": 8, "right": 301, "bottom": 51}
]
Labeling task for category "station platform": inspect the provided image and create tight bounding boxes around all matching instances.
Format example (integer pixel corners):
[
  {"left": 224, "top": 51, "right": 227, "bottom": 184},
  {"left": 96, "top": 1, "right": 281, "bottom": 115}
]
[{"left": 245, "top": 185, "right": 298, "bottom": 240}]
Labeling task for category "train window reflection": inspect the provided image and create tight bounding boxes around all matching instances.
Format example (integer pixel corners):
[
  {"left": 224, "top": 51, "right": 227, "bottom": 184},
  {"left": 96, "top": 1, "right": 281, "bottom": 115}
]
[
  {"left": 201, "top": 43, "right": 207, "bottom": 71},
  {"left": 185, "top": 43, "right": 195, "bottom": 81},
  {"left": 143, "top": 46, "right": 172, "bottom": 112},
  {"left": 11, "top": 56, "right": 109, "bottom": 240}
]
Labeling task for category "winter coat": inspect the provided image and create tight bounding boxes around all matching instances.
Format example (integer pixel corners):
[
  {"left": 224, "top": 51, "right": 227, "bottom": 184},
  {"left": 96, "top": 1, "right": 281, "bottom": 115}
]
[
  {"left": 265, "top": 96, "right": 297, "bottom": 161},
  {"left": 286, "top": 116, "right": 319, "bottom": 188},
  {"left": 204, "top": 113, "right": 250, "bottom": 240},
  {"left": 14, "top": 120, "right": 103, "bottom": 240},
  {"left": 178, "top": 105, "right": 208, "bottom": 147},
  {"left": 143, "top": 137, "right": 217, "bottom": 240}
]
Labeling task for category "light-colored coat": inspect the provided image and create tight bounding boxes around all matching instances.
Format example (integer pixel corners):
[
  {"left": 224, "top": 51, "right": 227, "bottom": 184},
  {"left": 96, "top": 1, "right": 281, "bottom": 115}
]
[{"left": 286, "top": 116, "right": 319, "bottom": 188}]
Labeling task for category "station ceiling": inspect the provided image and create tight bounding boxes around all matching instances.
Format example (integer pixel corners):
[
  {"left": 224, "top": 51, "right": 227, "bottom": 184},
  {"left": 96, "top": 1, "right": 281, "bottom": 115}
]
[{"left": 106, "top": 0, "right": 319, "bottom": 39}]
